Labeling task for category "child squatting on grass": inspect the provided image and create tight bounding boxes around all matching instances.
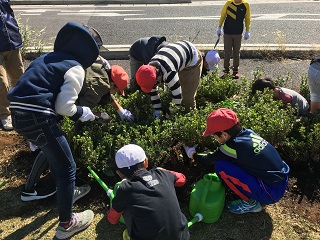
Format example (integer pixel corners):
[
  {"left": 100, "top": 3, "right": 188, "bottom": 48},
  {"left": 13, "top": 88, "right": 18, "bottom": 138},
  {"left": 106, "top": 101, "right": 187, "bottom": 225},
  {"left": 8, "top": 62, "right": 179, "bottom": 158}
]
[
  {"left": 183, "top": 108, "right": 290, "bottom": 214},
  {"left": 107, "top": 144, "right": 190, "bottom": 240}
]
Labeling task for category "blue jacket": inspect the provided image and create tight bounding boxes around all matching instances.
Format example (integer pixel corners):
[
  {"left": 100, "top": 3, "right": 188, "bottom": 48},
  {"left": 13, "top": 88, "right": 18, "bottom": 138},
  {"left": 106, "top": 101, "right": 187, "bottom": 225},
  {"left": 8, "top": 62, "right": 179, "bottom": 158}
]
[
  {"left": 7, "top": 22, "right": 99, "bottom": 121},
  {"left": 194, "top": 128, "right": 290, "bottom": 185},
  {"left": 0, "top": 0, "right": 22, "bottom": 52}
]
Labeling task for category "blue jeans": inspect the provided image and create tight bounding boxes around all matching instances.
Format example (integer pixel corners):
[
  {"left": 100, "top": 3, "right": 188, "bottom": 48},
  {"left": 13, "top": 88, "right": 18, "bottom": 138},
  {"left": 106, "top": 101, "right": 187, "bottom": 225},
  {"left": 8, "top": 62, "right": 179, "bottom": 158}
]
[{"left": 11, "top": 110, "right": 75, "bottom": 222}]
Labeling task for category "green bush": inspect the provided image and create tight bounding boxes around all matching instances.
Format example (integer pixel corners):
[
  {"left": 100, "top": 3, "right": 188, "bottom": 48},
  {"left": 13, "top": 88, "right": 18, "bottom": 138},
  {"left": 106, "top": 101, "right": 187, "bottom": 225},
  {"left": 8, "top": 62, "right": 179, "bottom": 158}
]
[{"left": 60, "top": 70, "right": 319, "bottom": 174}]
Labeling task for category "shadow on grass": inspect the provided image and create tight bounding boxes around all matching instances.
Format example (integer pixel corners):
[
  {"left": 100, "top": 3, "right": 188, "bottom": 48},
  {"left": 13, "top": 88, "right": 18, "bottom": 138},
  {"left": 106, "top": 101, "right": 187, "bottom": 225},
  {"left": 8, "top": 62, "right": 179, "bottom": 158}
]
[
  {"left": 2, "top": 209, "right": 57, "bottom": 240},
  {"left": 187, "top": 208, "right": 273, "bottom": 240}
]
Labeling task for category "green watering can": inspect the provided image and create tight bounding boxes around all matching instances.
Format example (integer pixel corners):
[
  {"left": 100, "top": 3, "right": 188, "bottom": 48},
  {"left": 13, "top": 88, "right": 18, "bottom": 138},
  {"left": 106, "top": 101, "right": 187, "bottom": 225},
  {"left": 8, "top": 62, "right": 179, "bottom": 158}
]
[
  {"left": 87, "top": 166, "right": 125, "bottom": 224},
  {"left": 188, "top": 173, "right": 225, "bottom": 227}
]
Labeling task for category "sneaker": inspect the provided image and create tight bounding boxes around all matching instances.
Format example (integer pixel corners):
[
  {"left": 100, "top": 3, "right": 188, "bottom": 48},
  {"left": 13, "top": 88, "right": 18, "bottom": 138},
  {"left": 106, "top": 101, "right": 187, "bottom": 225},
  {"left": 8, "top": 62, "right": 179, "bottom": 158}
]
[
  {"left": 226, "top": 199, "right": 262, "bottom": 214},
  {"left": 73, "top": 184, "right": 91, "bottom": 203},
  {"left": 233, "top": 70, "right": 240, "bottom": 79},
  {"left": 21, "top": 185, "right": 57, "bottom": 201},
  {"left": 1, "top": 116, "right": 13, "bottom": 130},
  {"left": 55, "top": 210, "right": 94, "bottom": 239}
]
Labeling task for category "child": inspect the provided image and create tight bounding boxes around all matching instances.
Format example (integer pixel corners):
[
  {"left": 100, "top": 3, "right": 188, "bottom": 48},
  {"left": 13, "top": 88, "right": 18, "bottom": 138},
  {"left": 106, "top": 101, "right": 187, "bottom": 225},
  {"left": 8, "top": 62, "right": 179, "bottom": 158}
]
[
  {"left": 107, "top": 144, "right": 190, "bottom": 240},
  {"left": 20, "top": 25, "right": 134, "bottom": 203},
  {"left": 202, "top": 50, "right": 221, "bottom": 77},
  {"left": 183, "top": 108, "right": 290, "bottom": 214},
  {"left": 216, "top": 0, "right": 251, "bottom": 79},
  {"left": 252, "top": 78, "right": 310, "bottom": 116},
  {"left": 7, "top": 22, "right": 100, "bottom": 239}
]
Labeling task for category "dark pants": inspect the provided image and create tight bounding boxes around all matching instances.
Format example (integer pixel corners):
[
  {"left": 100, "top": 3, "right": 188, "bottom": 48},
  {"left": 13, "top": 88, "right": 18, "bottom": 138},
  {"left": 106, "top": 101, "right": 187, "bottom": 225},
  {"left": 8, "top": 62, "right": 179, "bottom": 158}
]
[{"left": 11, "top": 110, "right": 75, "bottom": 222}]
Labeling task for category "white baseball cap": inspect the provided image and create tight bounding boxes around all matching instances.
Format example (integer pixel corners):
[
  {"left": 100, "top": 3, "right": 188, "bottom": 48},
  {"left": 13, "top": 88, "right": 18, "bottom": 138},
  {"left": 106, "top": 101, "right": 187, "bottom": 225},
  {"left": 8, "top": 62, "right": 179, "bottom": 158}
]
[
  {"left": 205, "top": 50, "right": 221, "bottom": 70},
  {"left": 116, "top": 144, "right": 146, "bottom": 169}
]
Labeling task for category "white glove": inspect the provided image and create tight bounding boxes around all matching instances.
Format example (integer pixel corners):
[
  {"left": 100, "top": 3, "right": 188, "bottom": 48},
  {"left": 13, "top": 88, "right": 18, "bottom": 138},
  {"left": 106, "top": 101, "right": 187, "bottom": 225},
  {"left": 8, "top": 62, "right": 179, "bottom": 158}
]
[
  {"left": 29, "top": 142, "right": 38, "bottom": 151},
  {"left": 117, "top": 108, "right": 134, "bottom": 122},
  {"left": 99, "top": 56, "right": 111, "bottom": 70},
  {"left": 244, "top": 31, "right": 250, "bottom": 40},
  {"left": 153, "top": 110, "right": 161, "bottom": 119},
  {"left": 183, "top": 144, "right": 198, "bottom": 159},
  {"left": 216, "top": 27, "right": 222, "bottom": 36},
  {"left": 79, "top": 107, "right": 95, "bottom": 122}
]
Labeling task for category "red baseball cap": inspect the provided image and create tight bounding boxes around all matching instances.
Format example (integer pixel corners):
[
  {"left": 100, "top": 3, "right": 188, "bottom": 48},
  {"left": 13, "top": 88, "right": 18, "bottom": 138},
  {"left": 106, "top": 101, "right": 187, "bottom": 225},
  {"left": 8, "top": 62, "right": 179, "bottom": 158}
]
[
  {"left": 202, "top": 108, "right": 239, "bottom": 136},
  {"left": 136, "top": 65, "right": 157, "bottom": 93},
  {"left": 110, "top": 65, "right": 129, "bottom": 96}
]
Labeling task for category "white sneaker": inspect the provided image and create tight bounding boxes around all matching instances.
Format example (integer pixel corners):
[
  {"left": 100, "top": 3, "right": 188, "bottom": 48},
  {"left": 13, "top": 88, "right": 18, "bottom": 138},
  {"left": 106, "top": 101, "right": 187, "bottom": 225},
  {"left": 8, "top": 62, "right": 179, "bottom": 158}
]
[
  {"left": 55, "top": 210, "right": 94, "bottom": 239},
  {"left": 1, "top": 116, "right": 13, "bottom": 130}
]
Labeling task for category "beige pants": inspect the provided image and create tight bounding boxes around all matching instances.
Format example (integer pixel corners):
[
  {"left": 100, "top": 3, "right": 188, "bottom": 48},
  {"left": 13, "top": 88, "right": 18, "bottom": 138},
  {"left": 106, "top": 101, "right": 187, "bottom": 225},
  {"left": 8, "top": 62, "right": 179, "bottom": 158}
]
[
  {"left": 179, "top": 50, "right": 203, "bottom": 111},
  {"left": 0, "top": 49, "right": 24, "bottom": 119},
  {"left": 223, "top": 34, "right": 242, "bottom": 71}
]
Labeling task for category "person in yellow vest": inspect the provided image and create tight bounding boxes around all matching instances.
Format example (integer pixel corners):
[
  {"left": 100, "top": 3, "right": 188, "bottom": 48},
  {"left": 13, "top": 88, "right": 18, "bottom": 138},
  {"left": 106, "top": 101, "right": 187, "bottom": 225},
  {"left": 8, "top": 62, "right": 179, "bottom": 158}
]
[{"left": 216, "top": 0, "right": 251, "bottom": 79}]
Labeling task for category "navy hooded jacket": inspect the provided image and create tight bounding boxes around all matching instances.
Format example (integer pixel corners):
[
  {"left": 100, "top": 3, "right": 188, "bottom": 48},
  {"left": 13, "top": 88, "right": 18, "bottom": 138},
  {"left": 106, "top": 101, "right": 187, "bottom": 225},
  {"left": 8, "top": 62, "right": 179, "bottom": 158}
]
[
  {"left": 7, "top": 22, "right": 99, "bottom": 121},
  {"left": 129, "top": 36, "right": 167, "bottom": 64},
  {"left": 0, "top": 0, "right": 23, "bottom": 52}
]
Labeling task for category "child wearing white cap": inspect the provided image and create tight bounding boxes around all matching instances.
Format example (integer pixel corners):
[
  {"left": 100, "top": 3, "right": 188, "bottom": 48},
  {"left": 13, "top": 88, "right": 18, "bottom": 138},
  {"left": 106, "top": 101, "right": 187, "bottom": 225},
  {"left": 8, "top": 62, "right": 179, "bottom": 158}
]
[
  {"left": 107, "top": 144, "right": 190, "bottom": 240},
  {"left": 201, "top": 50, "right": 221, "bottom": 77}
]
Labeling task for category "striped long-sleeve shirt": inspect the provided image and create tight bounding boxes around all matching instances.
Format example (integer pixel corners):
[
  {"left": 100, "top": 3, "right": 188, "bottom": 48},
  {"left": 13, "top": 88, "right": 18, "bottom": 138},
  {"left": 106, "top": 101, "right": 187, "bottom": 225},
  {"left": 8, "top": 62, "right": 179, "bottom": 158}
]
[{"left": 148, "top": 40, "right": 197, "bottom": 110}]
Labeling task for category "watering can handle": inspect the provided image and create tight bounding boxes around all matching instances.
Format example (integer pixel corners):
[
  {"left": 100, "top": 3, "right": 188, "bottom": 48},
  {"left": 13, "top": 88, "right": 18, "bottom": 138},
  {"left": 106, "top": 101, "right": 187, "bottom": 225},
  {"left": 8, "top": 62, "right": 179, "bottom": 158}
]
[{"left": 200, "top": 180, "right": 211, "bottom": 205}]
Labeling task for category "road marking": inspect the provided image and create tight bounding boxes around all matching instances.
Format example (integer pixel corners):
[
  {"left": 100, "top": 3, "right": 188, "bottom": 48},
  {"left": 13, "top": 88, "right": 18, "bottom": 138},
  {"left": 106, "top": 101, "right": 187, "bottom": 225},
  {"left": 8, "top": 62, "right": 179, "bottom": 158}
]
[{"left": 124, "top": 13, "right": 320, "bottom": 21}]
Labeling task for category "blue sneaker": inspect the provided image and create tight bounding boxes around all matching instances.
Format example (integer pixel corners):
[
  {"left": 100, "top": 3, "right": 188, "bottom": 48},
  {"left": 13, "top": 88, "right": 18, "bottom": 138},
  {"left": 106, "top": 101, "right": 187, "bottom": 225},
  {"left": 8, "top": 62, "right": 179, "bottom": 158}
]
[{"left": 227, "top": 199, "right": 262, "bottom": 214}]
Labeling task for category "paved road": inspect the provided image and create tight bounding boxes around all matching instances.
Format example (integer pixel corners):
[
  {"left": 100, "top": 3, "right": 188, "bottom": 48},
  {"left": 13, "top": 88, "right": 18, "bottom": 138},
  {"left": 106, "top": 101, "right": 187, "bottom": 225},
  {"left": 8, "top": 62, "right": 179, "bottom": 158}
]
[{"left": 12, "top": 1, "right": 320, "bottom": 48}]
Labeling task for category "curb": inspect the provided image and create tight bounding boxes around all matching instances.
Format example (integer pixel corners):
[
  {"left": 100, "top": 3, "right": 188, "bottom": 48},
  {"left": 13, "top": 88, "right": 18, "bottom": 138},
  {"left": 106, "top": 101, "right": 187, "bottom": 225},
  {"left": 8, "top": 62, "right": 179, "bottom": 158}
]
[
  {"left": 25, "top": 44, "right": 320, "bottom": 60},
  {"left": 11, "top": 0, "right": 191, "bottom": 5}
]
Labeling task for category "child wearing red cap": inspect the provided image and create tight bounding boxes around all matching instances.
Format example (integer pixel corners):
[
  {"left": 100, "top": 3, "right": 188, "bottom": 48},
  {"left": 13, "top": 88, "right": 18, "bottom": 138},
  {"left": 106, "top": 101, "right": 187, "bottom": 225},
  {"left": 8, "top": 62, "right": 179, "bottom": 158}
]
[
  {"left": 184, "top": 108, "right": 290, "bottom": 214},
  {"left": 135, "top": 40, "right": 203, "bottom": 118},
  {"left": 107, "top": 144, "right": 190, "bottom": 240}
]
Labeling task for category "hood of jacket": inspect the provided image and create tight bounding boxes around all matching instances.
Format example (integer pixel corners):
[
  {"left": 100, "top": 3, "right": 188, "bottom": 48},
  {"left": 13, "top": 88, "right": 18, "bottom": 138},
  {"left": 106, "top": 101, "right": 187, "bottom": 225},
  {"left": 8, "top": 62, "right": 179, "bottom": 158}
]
[{"left": 54, "top": 22, "right": 99, "bottom": 69}]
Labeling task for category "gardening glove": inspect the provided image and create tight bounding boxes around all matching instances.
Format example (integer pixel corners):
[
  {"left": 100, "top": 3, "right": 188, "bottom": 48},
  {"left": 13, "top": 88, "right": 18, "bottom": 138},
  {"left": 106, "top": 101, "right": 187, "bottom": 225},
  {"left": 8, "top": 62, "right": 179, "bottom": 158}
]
[
  {"left": 79, "top": 106, "right": 95, "bottom": 122},
  {"left": 244, "top": 31, "right": 250, "bottom": 40},
  {"left": 153, "top": 110, "right": 161, "bottom": 119},
  {"left": 100, "top": 56, "right": 111, "bottom": 70},
  {"left": 183, "top": 144, "right": 198, "bottom": 159},
  {"left": 216, "top": 27, "right": 222, "bottom": 36},
  {"left": 117, "top": 108, "right": 134, "bottom": 122},
  {"left": 29, "top": 142, "right": 38, "bottom": 151}
]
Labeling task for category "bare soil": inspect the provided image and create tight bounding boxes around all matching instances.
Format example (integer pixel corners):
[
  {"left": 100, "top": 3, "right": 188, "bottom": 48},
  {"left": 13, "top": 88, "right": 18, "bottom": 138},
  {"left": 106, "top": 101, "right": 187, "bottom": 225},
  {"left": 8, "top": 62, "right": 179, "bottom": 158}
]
[{"left": 0, "top": 128, "right": 320, "bottom": 240}]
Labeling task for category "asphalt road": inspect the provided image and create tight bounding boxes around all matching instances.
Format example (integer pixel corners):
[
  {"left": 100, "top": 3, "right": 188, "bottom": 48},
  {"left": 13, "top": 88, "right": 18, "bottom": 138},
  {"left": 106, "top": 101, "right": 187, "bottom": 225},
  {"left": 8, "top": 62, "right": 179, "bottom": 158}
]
[
  {"left": 108, "top": 58, "right": 310, "bottom": 91},
  {"left": 12, "top": 1, "right": 320, "bottom": 47}
]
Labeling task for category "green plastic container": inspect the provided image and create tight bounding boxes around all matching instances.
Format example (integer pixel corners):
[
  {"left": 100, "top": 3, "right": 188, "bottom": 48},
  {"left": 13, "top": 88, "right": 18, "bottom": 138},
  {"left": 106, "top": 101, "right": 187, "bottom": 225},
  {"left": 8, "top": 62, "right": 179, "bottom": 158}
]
[{"left": 189, "top": 173, "right": 225, "bottom": 223}]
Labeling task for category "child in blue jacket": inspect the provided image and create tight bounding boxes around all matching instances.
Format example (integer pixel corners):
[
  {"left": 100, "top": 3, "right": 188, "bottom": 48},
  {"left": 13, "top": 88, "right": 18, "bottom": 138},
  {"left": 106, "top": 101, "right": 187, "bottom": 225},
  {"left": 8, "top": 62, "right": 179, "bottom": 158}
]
[
  {"left": 7, "top": 22, "right": 99, "bottom": 239},
  {"left": 184, "top": 108, "right": 290, "bottom": 214}
]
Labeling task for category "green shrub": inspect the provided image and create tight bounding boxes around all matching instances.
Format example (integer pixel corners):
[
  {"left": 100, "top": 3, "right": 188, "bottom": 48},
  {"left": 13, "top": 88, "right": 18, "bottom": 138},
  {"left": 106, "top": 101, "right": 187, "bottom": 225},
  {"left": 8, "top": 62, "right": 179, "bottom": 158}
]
[{"left": 60, "top": 69, "right": 319, "bottom": 174}]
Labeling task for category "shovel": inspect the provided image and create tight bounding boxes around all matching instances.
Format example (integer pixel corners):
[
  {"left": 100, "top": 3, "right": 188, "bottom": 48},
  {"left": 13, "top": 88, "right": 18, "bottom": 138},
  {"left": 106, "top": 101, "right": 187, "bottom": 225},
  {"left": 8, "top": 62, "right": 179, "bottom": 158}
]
[{"left": 214, "top": 35, "right": 220, "bottom": 49}]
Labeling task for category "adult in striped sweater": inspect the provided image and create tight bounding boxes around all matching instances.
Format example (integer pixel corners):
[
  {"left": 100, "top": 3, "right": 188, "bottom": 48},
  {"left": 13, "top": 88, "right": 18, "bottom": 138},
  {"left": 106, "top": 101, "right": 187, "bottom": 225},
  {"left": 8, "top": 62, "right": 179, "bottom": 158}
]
[
  {"left": 216, "top": 0, "right": 251, "bottom": 79},
  {"left": 135, "top": 40, "right": 203, "bottom": 119}
]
